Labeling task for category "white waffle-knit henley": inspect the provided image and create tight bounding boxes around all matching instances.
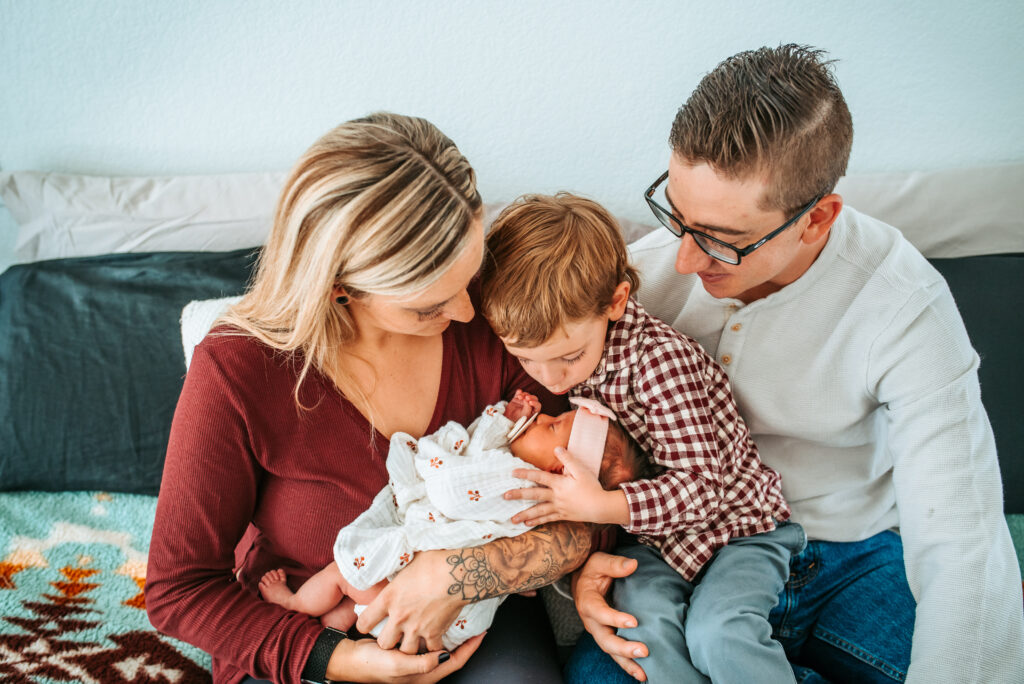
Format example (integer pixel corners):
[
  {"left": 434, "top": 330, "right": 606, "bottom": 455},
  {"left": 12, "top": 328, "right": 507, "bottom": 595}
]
[{"left": 628, "top": 205, "right": 1024, "bottom": 684}]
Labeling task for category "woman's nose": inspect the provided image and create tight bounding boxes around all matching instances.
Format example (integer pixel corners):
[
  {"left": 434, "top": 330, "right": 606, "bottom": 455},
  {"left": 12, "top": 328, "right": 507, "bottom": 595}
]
[
  {"left": 675, "top": 233, "right": 714, "bottom": 274},
  {"left": 446, "top": 289, "right": 475, "bottom": 323}
]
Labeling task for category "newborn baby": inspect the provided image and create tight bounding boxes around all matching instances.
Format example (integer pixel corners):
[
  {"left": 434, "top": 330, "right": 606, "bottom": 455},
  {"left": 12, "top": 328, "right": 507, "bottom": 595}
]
[{"left": 259, "top": 391, "right": 649, "bottom": 649}]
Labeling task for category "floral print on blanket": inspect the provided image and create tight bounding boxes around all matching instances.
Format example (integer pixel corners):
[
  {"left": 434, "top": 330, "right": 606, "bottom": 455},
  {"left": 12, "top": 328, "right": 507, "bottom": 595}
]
[{"left": 335, "top": 402, "right": 542, "bottom": 649}]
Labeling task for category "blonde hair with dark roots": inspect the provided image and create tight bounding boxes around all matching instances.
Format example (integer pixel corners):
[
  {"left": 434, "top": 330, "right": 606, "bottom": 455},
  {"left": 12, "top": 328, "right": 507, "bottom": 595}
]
[
  {"left": 669, "top": 44, "right": 853, "bottom": 213},
  {"left": 221, "top": 112, "right": 481, "bottom": 408},
  {"left": 481, "top": 192, "right": 639, "bottom": 347}
]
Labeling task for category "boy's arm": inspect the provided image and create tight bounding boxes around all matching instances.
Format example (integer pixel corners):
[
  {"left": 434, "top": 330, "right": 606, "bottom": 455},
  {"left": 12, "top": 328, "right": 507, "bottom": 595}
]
[{"left": 614, "top": 343, "right": 736, "bottom": 536}]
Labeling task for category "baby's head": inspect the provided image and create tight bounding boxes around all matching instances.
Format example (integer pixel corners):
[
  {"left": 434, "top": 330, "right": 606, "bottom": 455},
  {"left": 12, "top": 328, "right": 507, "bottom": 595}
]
[
  {"left": 481, "top": 193, "right": 640, "bottom": 396},
  {"left": 509, "top": 403, "right": 655, "bottom": 489}
]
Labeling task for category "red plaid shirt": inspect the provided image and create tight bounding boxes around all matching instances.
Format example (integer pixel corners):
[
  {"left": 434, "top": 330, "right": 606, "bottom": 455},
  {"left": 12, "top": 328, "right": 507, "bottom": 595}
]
[{"left": 573, "top": 298, "right": 789, "bottom": 581}]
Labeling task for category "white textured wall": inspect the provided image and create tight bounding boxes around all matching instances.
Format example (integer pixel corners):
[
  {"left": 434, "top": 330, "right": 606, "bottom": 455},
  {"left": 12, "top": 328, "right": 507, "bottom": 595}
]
[{"left": 2, "top": 0, "right": 1023, "bottom": 243}]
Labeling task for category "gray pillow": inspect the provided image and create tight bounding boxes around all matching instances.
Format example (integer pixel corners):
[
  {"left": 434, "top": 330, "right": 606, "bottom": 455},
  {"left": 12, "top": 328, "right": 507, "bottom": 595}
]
[{"left": 0, "top": 249, "right": 258, "bottom": 493}]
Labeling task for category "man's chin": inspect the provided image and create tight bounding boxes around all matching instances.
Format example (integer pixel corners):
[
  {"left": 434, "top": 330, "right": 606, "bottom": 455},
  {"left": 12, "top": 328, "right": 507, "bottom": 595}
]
[{"left": 698, "top": 276, "right": 736, "bottom": 299}]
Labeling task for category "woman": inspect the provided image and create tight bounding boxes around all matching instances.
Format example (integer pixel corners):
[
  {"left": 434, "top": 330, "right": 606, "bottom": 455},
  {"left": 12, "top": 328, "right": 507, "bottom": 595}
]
[{"left": 146, "top": 113, "right": 592, "bottom": 683}]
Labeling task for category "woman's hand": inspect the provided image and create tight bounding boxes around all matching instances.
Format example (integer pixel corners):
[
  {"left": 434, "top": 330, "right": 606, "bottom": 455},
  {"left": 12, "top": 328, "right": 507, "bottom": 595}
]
[
  {"left": 326, "top": 633, "right": 485, "bottom": 682},
  {"left": 573, "top": 552, "right": 650, "bottom": 682},
  {"left": 356, "top": 549, "right": 467, "bottom": 654},
  {"left": 507, "top": 447, "right": 629, "bottom": 526}
]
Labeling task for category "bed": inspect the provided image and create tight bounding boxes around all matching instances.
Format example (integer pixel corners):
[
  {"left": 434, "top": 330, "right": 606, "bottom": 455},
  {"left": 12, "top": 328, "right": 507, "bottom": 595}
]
[{"left": 1, "top": 167, "right": 1022, "bottom": 682}]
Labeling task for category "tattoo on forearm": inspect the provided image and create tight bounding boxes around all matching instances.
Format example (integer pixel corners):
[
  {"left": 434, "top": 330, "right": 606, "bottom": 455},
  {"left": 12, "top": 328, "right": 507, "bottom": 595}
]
[{"left": 446, "top": 522, "right": 593, "bottom": 601}]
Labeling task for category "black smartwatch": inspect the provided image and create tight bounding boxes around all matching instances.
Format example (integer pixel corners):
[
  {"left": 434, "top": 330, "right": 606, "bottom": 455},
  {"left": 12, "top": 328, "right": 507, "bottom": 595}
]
[{"left": 300, "top": 627, "right": 348, "bottom": 684}]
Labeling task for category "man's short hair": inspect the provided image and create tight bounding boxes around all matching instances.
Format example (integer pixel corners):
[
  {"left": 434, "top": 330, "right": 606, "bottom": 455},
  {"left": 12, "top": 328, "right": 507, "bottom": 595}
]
[
  {"left": 481, "top": 193, "right": 639, "bottom": 347},
  {"left": 669, "top": 44, "right": 853, "bottom": 213}
]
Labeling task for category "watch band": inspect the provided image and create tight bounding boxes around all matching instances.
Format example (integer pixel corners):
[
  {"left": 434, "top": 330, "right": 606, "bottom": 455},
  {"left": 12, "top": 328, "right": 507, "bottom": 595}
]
[{"left": 300, "top": 626, "right": 348, "bottom": 684}]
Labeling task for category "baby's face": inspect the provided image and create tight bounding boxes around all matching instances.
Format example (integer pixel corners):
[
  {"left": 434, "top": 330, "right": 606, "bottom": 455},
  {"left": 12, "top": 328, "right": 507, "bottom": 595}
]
[{"left": 509, "top": 409, "right": 577, "bottom": 471}]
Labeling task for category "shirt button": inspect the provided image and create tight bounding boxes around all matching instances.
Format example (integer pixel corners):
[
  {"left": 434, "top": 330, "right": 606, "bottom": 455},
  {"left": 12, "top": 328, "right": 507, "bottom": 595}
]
[
  {"left": 722, "top": 354, "right": 732, "bottom": 365},
  {"left": 731, "top": 323, "right": 742, "bottom": 332}
]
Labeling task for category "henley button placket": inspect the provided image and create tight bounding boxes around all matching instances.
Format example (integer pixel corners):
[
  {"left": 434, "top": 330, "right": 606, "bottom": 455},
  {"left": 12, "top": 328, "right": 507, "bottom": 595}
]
[{"left": 719, "top": 304, "right": 745, "bottom": 368}]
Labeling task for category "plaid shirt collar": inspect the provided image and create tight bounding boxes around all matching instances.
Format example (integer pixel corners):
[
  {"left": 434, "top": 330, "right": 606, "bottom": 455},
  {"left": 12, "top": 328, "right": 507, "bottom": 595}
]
[{"left": 585, "top": 297, "right": 644, "bottom": 382}]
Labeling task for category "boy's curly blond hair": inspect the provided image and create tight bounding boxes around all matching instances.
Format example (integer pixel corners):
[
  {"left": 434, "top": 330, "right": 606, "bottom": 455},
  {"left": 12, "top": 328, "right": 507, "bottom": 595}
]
[{"left": 481, "top": 192, "right": 639, "bottom": 347}]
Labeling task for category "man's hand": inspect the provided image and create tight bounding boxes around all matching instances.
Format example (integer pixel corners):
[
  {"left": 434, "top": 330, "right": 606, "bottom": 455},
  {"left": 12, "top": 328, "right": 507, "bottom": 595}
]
[
  {"left": 356, "top": 549, "right": 467, "bottom": 654},
  {"left": 573, "top": 552, "right": 650, "bottom": 682},
  {"left": 504, "top": 389, "right": 541, "bottom": 422},
  {"left": 325, "top": 633, "right": 485, "bottom": 683},
  {"left": 507, "top": 447, "right": 630, "bottom": 526}
]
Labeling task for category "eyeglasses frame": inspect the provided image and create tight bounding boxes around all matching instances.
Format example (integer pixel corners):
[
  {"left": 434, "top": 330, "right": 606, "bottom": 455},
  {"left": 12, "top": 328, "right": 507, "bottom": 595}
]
[{"left": 644, "top": 170, "right": 823, "bottom": 266}]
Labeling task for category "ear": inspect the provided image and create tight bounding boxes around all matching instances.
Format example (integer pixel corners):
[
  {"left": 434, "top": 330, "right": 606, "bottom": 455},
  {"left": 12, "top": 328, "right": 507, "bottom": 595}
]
[
  {"left": 800, "top": 193, "right": 843, "bottom": 245},
  {"left": 606, "top": 281, "right": 632, "bottom": 321},
  {"left": 332, "top": 286, "right": 349, "bottom": 299}
]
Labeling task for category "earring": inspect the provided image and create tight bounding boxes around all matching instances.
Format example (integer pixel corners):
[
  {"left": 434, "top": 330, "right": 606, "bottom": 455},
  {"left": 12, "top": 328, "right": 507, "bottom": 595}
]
[{"left": 335, "top": 295, "right": 350, "bottom": 306}]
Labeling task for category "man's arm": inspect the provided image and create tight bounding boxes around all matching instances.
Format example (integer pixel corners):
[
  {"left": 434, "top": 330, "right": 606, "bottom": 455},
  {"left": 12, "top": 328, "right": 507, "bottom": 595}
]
[
  {"left": 572, "top": 552, "right": 650, "bottom": 682},
  {"left": 356, "top": 522, "right": 593, "bottom": 653},
  {"left": 873, "top": 282, "right": 1024, "bottom": 683},
  {"left": 444, "top": 520, "right": 593, "bottom": 600}
]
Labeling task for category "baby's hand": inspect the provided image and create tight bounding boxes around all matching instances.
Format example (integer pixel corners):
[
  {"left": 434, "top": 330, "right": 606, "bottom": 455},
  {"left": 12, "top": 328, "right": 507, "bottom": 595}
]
[{"left": 504, "top": 389, "right": 541, "bottom": 422}]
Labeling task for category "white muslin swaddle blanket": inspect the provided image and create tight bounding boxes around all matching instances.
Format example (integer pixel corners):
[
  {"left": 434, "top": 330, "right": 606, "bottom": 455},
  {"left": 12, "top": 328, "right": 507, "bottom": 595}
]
[{"left": 335, "top": 402, "right": 541, "bottom": 649}]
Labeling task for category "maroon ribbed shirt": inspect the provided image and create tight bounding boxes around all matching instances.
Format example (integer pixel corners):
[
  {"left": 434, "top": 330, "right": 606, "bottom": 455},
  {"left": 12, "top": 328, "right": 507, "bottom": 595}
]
[{"left": 146, "top": 306, "right": 559, "bottom": 683}]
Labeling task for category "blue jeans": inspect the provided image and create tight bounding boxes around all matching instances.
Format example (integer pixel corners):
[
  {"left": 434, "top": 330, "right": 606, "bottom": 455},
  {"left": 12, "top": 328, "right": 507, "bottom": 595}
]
[{"left": 565, "top": 529, "right": 914, "bottom": 684}]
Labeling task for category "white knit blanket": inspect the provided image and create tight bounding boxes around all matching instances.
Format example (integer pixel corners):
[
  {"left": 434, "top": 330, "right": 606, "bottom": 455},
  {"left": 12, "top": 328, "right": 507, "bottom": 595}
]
[{"left": 336, "top": 403, "right": 541, "bottom": 649}]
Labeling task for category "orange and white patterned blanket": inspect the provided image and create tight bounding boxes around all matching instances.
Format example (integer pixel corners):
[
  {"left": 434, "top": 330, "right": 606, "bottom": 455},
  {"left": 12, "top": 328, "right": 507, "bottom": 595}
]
[{"left": 0, "top": 491, "right": 211, "bottom": 683}]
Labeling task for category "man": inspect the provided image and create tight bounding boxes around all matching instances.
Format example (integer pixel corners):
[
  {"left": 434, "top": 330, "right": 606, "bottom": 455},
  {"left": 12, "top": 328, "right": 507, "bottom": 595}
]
[{"left": 566, "top": 44, "right": 1024, "bottom": 683}]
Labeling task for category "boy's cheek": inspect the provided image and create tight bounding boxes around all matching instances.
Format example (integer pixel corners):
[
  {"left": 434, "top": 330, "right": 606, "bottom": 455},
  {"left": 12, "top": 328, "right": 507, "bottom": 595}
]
[
  {"left": 502, "top": 350, "right": 546, "bottom": 387},
  {"left": 564, "top": 361, "right": 600, "bottom": 390}
]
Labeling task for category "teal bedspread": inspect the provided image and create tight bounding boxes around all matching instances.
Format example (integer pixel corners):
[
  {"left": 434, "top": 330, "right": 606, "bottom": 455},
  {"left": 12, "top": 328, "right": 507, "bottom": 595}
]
[
  {"left": 2, "top": 490, "right": 1022, "bottom": 683},
  {"left": 0, "top": 491, "right": 211, "bottom": 683},
  {"left": 1009, "top": 514, "right": 1024, "bottom": 576}
]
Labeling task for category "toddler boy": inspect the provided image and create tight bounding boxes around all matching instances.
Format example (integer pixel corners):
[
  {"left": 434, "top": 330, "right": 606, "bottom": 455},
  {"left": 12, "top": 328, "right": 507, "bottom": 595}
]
[{"left": 481, "top": 193, "right": 802, "bottom": 683}]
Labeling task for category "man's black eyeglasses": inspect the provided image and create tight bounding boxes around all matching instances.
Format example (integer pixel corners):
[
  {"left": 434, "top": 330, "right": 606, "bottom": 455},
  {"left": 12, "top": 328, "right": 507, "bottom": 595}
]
[{"left": 644, "top": 171, "right": 822, "bottom": 266}]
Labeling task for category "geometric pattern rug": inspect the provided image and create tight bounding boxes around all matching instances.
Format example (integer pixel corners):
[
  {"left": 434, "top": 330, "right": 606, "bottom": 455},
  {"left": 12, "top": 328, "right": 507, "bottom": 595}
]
[
  {"left": 2, "top": 492, "right": 1022, "bottom": 683},
  {"left": 0, "top": 491, "right": 211, "bottom": 683}
]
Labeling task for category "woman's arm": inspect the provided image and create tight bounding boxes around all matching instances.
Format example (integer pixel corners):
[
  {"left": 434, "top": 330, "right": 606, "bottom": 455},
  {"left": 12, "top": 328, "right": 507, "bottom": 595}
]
[
  {"left": 149, "top": 339, "right": 481, "bottom": 683},
  {"left": 146, "top": 341, "right": 326, "bottom": 682},
  {"left": 356, "top": 521, "right": 593, "bottom": 653}
]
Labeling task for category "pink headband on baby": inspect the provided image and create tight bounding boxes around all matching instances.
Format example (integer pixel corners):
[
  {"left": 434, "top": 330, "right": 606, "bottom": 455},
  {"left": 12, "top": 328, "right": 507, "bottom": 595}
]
[{"left": 567, "top": 396, "right": 616, "bottom": 477}]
